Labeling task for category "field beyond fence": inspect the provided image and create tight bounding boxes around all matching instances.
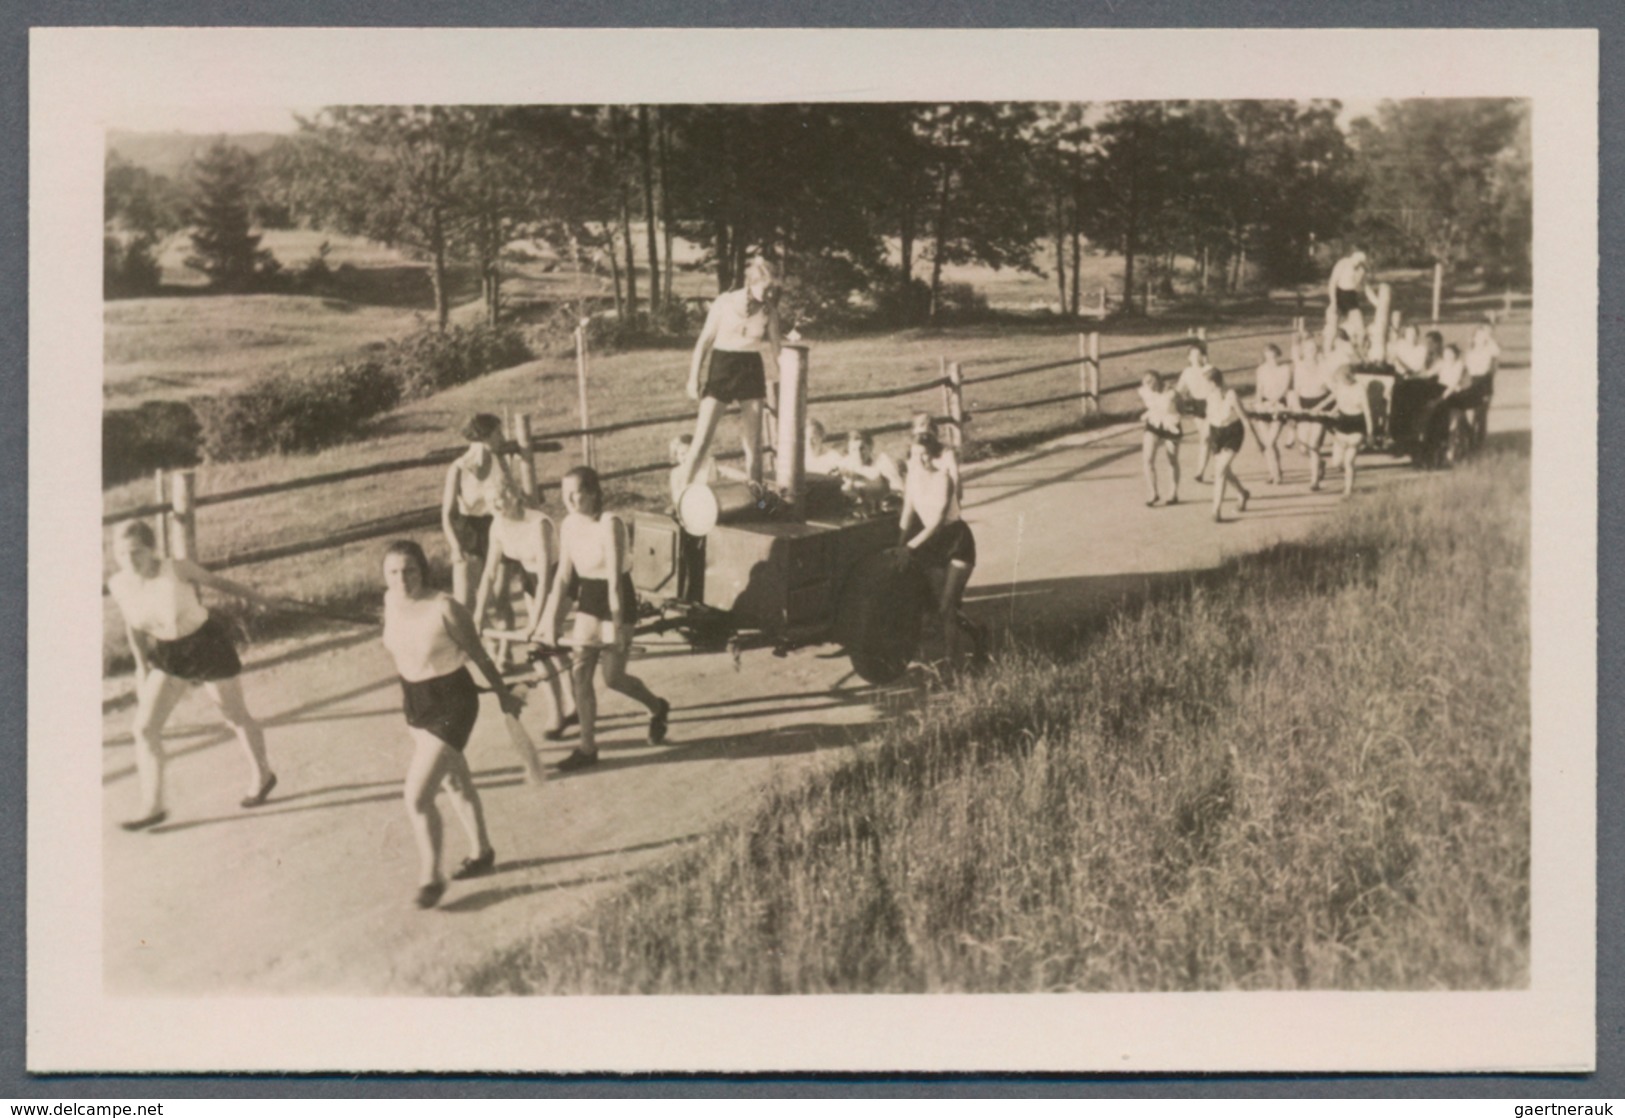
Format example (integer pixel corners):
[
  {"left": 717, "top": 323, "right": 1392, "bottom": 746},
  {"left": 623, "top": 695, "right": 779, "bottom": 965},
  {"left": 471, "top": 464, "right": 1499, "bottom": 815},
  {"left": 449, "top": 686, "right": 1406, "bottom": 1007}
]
[{"left": 451, "top": 443, "right": 1531, "bottom": 995}]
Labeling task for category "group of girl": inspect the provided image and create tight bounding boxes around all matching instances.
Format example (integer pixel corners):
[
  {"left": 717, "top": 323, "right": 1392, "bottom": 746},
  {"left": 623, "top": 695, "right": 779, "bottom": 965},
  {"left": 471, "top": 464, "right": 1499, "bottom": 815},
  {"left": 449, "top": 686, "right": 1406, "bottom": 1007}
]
[{"left": 106, "top": 257, "right": 977, "bottom": 911}]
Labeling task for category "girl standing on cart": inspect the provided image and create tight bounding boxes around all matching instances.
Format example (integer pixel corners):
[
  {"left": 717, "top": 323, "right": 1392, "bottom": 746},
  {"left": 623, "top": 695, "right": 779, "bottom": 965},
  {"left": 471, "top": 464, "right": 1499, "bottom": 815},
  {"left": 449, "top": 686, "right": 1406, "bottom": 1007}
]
[
  {"left": 676, "top": 258, "right": 782, "bottom": 493},
  {"left": 538, "top": 467, "right": 671, "bottom": 772},
  {"left": 106, "top": 521, "right": 278, "bottom": 830}
]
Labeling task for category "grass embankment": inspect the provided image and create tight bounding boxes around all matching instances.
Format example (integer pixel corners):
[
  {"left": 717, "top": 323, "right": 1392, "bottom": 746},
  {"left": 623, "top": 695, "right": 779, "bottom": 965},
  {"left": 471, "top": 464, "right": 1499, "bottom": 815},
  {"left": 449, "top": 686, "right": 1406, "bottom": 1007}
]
[{"left": 453, "top": 447, "right": 1530, "bottom": 994}]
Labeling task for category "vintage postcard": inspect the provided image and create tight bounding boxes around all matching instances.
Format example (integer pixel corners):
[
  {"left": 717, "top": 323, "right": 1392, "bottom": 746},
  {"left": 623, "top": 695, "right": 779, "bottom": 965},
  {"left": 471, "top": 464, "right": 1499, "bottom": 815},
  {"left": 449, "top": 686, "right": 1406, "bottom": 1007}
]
[{"left": 29, "top": 27, "right": 1596, "bottom": 1072}]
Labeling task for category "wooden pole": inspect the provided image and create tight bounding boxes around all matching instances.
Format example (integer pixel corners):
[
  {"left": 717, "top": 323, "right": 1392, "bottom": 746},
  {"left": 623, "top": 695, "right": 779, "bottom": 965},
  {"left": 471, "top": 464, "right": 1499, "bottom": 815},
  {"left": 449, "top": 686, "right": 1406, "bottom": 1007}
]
[
  {"left": 1196, "top": 325, "right": 1208, "bottom": 344},
  {"left": 1087, "top": 331, "right": 1101, "bottom": 417},
  {"left": 169, "top": 470, "right": 197, "bottom": 561},
  {"left": 939, "top": 356, "right": 952, "bottom": 423},
  {"left": 1431, "top": 262, "right": 1443, "bottom": 325},
  {"left": 515, "top": 413, "right": 537, "bottom": 504},
  {"left": 947, "top": 361, "right": 967, "bottom": 455},
  {"left": 775, "top": 345, "right": 810, "bottom": 516},
  {"left": 153, "top": 468, "right": 170, "bottom": 558},
  {"left": 574, "top": 323, "right": 594, "bottom": 467},
  {"left": 1098, "top": 286, "right": 1107, "bottom": 317},
  {"left": 1504, "top": 286, "right": 1514, "bottom": 315},
  {"left": 1077, "top": 333, "right": 1091, "bottom": 420}
]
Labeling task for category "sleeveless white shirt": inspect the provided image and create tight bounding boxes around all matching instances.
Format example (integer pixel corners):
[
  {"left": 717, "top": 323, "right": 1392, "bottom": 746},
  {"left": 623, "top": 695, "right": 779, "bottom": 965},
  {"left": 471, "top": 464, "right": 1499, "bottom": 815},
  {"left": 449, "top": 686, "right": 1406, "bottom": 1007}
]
[
  {"left": 382, "top": 595, "right": 468, "bottom": 681},
  {"left": 107, "top": 560, "right": 208, "bottom": 641}
]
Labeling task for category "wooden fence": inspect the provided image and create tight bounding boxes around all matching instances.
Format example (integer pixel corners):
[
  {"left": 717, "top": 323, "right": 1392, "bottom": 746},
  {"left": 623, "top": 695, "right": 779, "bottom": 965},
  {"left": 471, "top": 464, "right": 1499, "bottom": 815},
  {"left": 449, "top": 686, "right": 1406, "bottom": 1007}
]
[{"left": 105, "top": 320, "right": 1308, "bottom": 575}]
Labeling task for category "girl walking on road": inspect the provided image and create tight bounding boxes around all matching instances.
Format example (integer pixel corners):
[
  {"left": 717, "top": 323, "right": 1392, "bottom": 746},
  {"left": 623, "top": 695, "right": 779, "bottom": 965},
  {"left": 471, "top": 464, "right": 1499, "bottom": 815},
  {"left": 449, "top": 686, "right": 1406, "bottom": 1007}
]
[
  {"left": 1175, "top": 343, "right": 1217, "bottom": 483},
  {"left": 381, "top": 539, "right": 519, "bottom": 910},
  {"left": 473, "top": 482, "right": 577, "bottom": 741},
  {"left": 442, "top": 413, "right": 517, "bottom": 609},
  {"left": 1291, "top": 334, "right": 1333, "bottom": 491},
  {"left": 106, "top": 521, "right": 277, "bottom": 830},
  {"left": 1202, "top": 368, "right": 1261, "bottom": 523},
  {"left": 1137, "top": 370, "right": 1182, "bottom": 506},
  {"left": 1252, "top": 344, "right": 1295, "bottom": 486},
  {"left": 1310, "top": 366, "right": 1376, "bottom": 498},
  {"left": 538, "top": 467, "right": 671, "bottom": 773}
]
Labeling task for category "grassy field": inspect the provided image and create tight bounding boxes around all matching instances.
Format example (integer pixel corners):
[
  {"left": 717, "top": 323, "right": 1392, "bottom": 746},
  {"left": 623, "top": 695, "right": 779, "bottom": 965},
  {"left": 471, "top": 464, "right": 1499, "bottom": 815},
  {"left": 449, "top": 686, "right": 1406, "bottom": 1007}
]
[{"left": 448, "top": 444, "right": 1530, "bottom": 994}]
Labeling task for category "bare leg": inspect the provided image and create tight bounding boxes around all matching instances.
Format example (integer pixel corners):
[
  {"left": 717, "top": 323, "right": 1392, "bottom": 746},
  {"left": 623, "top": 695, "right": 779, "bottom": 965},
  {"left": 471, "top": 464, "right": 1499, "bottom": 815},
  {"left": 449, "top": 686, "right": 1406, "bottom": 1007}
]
[
  {"left": 1306, "top": 427, "right": 1326, "bottom": 490},
  {"left": 130, "top": 670, "right": 188, "bottom": 819},
  {"left": 677, "top": 397, "right": 727, "bottom": 492},
  {"left": 201, "top": 677, "right": 273, "bottom": 799},
  {"left": 1141, "top": 433, "right": 1161, "bottom": 503},
  {"left": 571, "top": 647, "right": 601, "bottom": 757},
  {"left": 1164, "top": 439, "right": 1180, "bottom": 502},
  {"left": 452, "top": 553, "right": 483, "bottom": 609},
  {"left": 1211, "top": 448, "right": 1231, "bottom": 520},
  {"left": 738, "top": 398, "right": 764, "bottom": 486},
  {"left": 1340, "top": 436, "right": 1361, "bottom": 496},
  {"left": 1262, "top": 421, "right": 1283, "bottom": 484},
  {"left": 600, "top": 644, "right": 662, "bottom": 712},
  {"left": 403, "top": 729, "right": 458, "bottom": 888},
  {"left": 1194, "top": 420, "right": 1211, "bottom": 481},
  {"left": 438, "top": 747, "right": 493, "bottom": 862}
]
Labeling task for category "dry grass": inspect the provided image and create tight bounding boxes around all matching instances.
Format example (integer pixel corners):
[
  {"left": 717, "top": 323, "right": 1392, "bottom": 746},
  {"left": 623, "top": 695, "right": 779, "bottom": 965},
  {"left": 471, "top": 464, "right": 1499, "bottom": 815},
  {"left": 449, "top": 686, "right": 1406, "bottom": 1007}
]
[{"left": 450, "top": 445, "right": 1530, "bottom": 994}]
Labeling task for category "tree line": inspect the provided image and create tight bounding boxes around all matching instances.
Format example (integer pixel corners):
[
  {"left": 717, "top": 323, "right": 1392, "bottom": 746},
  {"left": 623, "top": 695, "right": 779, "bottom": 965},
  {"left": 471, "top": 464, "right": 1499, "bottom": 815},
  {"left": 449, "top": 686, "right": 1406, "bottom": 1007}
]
[{"left": 104, "top": 99, "right": 1531, "bottom": 327}]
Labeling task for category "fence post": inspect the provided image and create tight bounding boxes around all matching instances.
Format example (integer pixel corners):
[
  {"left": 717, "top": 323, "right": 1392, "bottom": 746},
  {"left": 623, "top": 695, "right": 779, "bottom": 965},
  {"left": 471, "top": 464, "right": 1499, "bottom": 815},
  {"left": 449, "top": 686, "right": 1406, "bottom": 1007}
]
[
  {"left": 1087, "top": 332, "right": 1101, "bottom": 417},
  {"left": 1077, "top": 334, "right": 1091, "bottom": 420},
  {"left": 514, "top": 413, "right": 537, "bottom": 504},
  {"left": 574, "top": 322, "right": 594, "bottom": 468},
  {"left": 1431, "top": 262, "right": 1443, "bottom": 325},
  {"left": 1196, "top": 325, "right": 1207, "bottom": 345},
  {"left": 1098, "top": 286, "right": 1107, "bottom": 317},
  {"left": 1503, "top": 286, "right": 1513, "bottom": 316},
  {"left": 947, "top": 361, "right": 968, "bottom": 456},
  {"left": 153, "top": 468, "right": 170, "bottom": 558},
  {"left": 939, "top": 356, "right": 952, "bottom": 423},
  {"left": 168, "top": 470, "right": 197, "bottom": 561}
]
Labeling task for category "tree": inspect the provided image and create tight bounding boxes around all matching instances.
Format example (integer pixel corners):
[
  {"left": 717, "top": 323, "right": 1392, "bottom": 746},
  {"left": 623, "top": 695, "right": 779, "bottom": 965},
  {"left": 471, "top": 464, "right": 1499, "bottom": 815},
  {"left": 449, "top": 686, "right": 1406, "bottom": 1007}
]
[
  {"left": 184, "top": 139, "right": 279, "bottom": 292},
  {"left": 1076, "top": 103, "right": 1189, "bottom": 315},
  {"left": 105, "top": 152, "right": 186, "bottom": 298},
  {"left": 1347, "top": 98, "right": 1529, "bottom": 279},
  {"left": 272, "top": 107, "right": 477, "bottom": 330}
]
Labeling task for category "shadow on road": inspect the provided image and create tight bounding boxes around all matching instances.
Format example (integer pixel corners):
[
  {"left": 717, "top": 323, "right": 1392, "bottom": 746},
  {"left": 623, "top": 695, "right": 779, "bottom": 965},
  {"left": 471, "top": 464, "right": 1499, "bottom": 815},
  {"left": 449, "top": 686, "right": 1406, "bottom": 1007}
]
[{"left": 965, "top": 443, "right": 1142, "bottom": 513}]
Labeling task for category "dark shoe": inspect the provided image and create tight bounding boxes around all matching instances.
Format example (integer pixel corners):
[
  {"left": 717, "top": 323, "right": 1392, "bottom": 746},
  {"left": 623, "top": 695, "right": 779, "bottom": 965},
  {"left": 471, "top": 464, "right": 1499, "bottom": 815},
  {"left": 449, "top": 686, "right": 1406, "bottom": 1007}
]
[
  {"left": 120, "top": 810, "right": 168, "bottom": 832},
  {"left": 543, "top": 712, "right": 579, "bottom": 742},
  {"left": 554, "top": 749, "right": 598, "bottom": 772},
  {"left": 452, "top": 849, "right": 496, "bottom": 880},
  {"left": 648, "top": 698, "right": 671, "bottom": 745},
  {"left": 414, "top": 880, "right": 446, "bottom": 909},
  {"left": 240, "top": 772, "right": 278, "bottom": 809}
]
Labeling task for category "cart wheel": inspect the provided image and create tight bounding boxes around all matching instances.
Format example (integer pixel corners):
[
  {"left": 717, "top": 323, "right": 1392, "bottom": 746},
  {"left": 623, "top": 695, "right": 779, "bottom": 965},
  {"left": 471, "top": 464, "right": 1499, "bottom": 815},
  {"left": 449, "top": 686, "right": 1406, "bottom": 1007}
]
[{"left": 837, "top": 549, "right": 930, "bottom": 684}]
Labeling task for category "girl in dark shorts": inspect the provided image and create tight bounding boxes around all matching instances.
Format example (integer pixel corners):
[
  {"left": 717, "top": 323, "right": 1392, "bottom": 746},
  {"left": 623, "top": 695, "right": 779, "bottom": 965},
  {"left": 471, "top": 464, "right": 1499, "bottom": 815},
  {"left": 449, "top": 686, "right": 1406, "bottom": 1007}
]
[
  {"left": 1200, "top": 368, "right": 1261, "bottom": 523},
  {"left": 676, "top": 258, "right": 783, "bottom": 493},
  {"left": 538, "top": 467, "right": 671, "bottom": 773},
  {"left": 1309, "top": 366, "right": 1376, "bottom": 497},
  {"left": 899, "top": 421, "right": 978, "bottom": 671},
  {"left": 106, "top": 521, "right": 279, "bottom": 830},
  {"left": 1137, "top": 370, "right": 1182, "bottom": 506},
  {"left": 381, "top": 540, "right": 521, "bottom": 909}
]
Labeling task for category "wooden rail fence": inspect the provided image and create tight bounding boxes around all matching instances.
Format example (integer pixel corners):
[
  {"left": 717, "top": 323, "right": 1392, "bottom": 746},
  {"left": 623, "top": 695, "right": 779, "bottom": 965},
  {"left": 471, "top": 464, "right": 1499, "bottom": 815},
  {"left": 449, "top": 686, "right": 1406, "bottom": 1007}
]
[{"left": 106, "top": 321, "right": 1311, "bottom": 575}]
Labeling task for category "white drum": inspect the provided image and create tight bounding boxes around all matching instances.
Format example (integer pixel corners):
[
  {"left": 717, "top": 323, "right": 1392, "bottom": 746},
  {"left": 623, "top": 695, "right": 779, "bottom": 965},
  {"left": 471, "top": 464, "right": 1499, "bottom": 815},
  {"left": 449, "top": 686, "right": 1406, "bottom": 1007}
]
[{"left": 676, "top": 481, "right": 757, "bottom": 536}]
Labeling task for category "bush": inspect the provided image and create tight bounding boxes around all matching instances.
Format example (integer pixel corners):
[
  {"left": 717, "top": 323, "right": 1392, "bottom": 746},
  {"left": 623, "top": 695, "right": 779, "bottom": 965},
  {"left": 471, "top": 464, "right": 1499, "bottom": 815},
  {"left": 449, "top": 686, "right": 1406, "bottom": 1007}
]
[
  {"left": 933, "top": 281, "right": 990, "bottom": 323},
  {"left": 102, "top": 400, "right": 201, "bottom": 484},
  {"left": 775, "top": 256, "right": 869, "bottom": 334},
  {"left": 194, "top": 359, "right": 401, "bottom": 460},
  {"left": 566, "top": 302, "right": 707, "bottom": 355},
  {"left": 868, "top": 277, "right": 932, "bottom": 327},
  {"left": 387, "top": 322, "right": 533, "bottom": 400}
]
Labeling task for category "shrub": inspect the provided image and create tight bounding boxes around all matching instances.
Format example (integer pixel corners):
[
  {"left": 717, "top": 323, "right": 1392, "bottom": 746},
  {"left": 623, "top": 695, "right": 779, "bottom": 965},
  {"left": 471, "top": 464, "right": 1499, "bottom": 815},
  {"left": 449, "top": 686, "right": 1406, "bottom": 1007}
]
[
  {"left": 776, "top": 256, "right": 869, "bottom": 334},
  {"left": 102, "top": 400, "right": 201, "bottom": 484},
  {"left": 103, "top": 234, "right": 162, "bottom": 299},
  {"left": 194, "top": 359, "right": 401, "bottom": 460},
  {"left": 869, "top": 277, "right": 932, "bottom": 327},
  {"left": 933, "top": 281, "right": 990, "bottom": 323},
  {"left": 568, "top": 302, "right": 707, "bottom": 355},
  {"left": 387, "top": 323, "right": 532, "bottom": 400}
]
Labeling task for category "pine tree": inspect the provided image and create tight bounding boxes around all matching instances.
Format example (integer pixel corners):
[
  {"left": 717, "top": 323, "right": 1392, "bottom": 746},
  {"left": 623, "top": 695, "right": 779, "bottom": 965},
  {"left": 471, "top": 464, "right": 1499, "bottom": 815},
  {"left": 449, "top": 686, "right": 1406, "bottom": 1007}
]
[{"left": 185, "top": 139, "right": 277, "bottom": 291}]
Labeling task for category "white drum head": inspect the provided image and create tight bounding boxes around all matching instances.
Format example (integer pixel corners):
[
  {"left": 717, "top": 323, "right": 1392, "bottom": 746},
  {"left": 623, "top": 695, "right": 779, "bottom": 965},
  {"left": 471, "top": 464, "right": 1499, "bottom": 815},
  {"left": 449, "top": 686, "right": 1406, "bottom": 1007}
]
[{"left": 677, "top": 483, "right": 720, "bottom": 536}]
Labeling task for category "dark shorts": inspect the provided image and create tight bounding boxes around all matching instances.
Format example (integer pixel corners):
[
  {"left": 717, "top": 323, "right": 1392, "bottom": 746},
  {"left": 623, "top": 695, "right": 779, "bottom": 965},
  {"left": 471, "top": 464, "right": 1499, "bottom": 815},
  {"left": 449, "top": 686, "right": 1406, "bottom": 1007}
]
[
  {"left": 1208, "top": 420, "right": 1245, "bottom": 454},
  {"left": 501, "top": 557, "right": 540, "bottom": 598},
  {"left": 148, "top": 613, "right": 242, "bottom": 683},
  {"left": 705, "top": 349, "right": 767, "bottom": 403},
  {"left": 912, "top": 518, "right": 977, "bottom": 570},
  {"left": 1335, "top": 287, "right": 1361, "bottom": 315},
  {"left": 1145, "top": 422, "right": 1182, "bottom": 442},
  {"left": 401, "top": 667, "right": 480, "bottom": 752},
  {"left": 1297, "top": 392, "right": 1330, "bottom": 411},
  {"left": 1331, "top": 413, "right": 1366, "bottom": 437},
  {"left": 575, "top": 573, "right": 638, "bottom": 622},
  {"left": 450, "top": 512, "right": 492, "bottom": 562},
  {"left": 1176, "top": 396, "right": 1207, "bottom": 419}
]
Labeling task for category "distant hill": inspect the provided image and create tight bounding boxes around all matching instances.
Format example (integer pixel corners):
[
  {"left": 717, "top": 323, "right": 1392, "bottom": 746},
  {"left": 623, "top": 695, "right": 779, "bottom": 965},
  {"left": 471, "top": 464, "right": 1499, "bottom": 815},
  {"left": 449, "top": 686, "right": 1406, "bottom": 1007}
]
[{"left": 106, "top": 129, "right": 288, "bottom": 179}]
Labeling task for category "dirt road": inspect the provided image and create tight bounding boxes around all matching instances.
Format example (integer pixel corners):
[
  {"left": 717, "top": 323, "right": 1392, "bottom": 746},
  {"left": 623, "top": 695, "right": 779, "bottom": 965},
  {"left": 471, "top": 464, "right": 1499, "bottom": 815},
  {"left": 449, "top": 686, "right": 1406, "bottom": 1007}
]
[{"left": 102, "top": 362, "right": 1530, "bottom": 995}]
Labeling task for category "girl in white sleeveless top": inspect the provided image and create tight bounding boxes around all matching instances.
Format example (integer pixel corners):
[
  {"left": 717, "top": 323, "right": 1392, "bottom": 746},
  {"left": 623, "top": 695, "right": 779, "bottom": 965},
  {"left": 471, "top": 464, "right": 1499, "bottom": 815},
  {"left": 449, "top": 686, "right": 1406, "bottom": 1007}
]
[
  {"left": 1252, "top": 344, "right": 1295, "bottom": 486},
  {"left": 381, "top": 539, "right": 520, "bottom": 909},
  {"left": 538, "top": 467, "right": 670, "bottom": 772},
  {"left": 105, "top": 521, "right": 276, "bottom": 830}
]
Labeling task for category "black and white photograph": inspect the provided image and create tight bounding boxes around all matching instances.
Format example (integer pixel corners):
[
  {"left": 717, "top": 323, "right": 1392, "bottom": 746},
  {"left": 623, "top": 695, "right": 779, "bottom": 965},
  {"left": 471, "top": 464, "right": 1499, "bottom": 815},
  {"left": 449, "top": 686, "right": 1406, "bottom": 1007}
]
[{"left": 29, "top": 27, "right": 1596, "bottom": 1074}]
